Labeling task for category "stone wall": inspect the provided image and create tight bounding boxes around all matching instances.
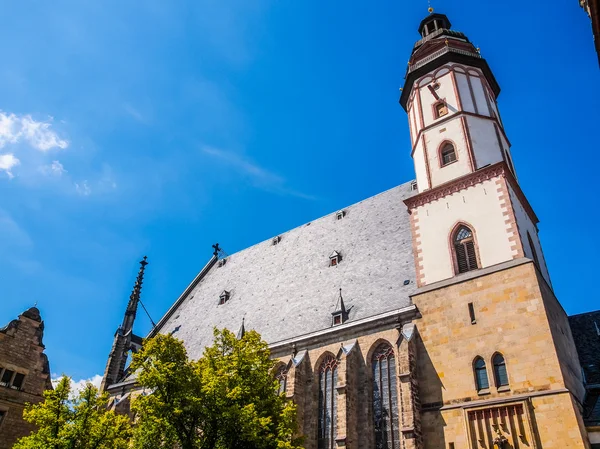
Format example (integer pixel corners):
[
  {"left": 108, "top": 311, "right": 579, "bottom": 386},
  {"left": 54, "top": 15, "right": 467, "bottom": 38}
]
[
  {"left": 413, "top": 260, "right": 589, "bottom": 449},
  {"left": 0, "top": 308, "right": 51, "bottom": 449}
]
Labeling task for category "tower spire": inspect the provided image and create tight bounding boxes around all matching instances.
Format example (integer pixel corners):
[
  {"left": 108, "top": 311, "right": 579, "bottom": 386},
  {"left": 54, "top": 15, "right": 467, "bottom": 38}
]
[
  {"left": 121, "top": 256, "right": 148, "bottom": 332},
  {"left": 100, "top": 256, "right": 150, "bottom": 392}
]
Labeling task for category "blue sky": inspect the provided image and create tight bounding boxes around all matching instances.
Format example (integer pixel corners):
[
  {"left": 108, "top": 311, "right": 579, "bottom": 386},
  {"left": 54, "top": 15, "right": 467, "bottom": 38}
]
[{"left": 1, "top": 0, "right": 598, "bottom": 384}]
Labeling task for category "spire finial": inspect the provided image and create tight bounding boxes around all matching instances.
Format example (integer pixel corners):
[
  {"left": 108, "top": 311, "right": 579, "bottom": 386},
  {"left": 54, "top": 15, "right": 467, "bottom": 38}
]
[
  {"left": 428, "top": 0, "right": 434, "bottom": 14},
  {"left": 212, "top": 243, "right": 221, "bottom": 256}
]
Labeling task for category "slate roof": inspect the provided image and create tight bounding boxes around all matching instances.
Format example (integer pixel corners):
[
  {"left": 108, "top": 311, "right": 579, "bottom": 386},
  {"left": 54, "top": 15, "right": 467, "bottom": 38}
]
[
  {"left": 569, "top": 310, "right": 600, "bottom": 386},
  {"left": 155, "top": 181, "right": 418, "bottom": 361}
]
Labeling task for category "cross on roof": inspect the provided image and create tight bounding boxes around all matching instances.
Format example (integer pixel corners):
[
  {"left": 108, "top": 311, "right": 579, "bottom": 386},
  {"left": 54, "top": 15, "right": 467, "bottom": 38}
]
[{"left": 212, "top": 243, "right": 221, "bottom": 256}]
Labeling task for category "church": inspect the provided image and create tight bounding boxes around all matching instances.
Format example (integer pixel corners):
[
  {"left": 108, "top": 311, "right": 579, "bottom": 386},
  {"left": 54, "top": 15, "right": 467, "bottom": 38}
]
[{"left": 101, "top": 11, "right": 599, "bottom": 449}]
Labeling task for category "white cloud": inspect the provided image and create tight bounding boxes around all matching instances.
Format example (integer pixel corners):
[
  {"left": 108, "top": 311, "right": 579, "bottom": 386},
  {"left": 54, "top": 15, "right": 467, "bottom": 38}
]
[
  {"left": 202, "top": 146, "right": 315, "bottom": 200},
  {"left": 75, "top": 180, "right": 91, "bottom": 196},
  {"left": 0, "top": 153, "right": 20, "bottom": 178},
  {"left": 0, "top": 111, "right": 68, "bottom": 152},
  {"left": 51, "top": 374, "right": 103, "bottom": 398},
  {"left": 40, "top": 160, "right": 67, "bottom": 177}
]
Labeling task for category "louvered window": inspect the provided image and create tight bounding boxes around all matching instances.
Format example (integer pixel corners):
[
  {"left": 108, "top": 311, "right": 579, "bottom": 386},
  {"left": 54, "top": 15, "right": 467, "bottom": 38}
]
[
  {"left": 454, "top": 226, "right": 478, "bottom": 273},
  {"left": 440, "top": 143, "right": 456, "bottom": 166},
  {"left": 372, "top": 344, "right": 400, "bottom": 449},
  {"left": 318, "top": 355, "right": 338, "bottom": 449},
  {"left": 474, "top": 357, "right": 489, "bottom": 391},
  {"left": 493, "top": 354, "right": 509, "bottom": 387},
  {"left": 275, "top": 364, "right": 288, "bottom": 395}
]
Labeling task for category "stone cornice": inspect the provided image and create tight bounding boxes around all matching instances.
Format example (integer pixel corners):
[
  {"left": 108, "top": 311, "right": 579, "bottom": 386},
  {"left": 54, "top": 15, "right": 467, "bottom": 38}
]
[
  {"left": 403, "top": 162, "right": 539, "bottom": 226},
  {"left": 404, "top": 162, "right": 506, "bottom": 209}
]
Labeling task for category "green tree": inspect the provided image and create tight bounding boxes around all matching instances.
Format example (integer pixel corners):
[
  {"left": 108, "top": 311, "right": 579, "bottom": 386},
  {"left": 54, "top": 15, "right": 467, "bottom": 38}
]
[
  {"left": 131, "top": 329, "right": 303, "bottom": 449},
  {"left": 14, "top": 376, "right": 132, "bottom": 449}
]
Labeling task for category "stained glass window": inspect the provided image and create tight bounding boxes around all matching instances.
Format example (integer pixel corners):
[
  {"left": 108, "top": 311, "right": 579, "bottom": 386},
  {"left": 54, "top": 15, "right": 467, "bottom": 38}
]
[
  {"left": 372, "top": 344, "right": 400, "bottom": 449},
  {"left": 318, "top": 355, "right": 338, "bottom": 449},
  {"left": 493, "top": 354, "right": 509, "bottom": 387},
  {"left": 474, "top": 357, "right": 489, "bottom": 391}
]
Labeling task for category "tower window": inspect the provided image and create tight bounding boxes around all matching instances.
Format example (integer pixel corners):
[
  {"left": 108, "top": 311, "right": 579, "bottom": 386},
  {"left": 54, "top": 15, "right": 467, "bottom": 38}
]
[
  {"left": 492, "top": 353, "right": 509, "bottom": 388},
  {"left": 11, "top": 373, "right": 25, "bottom": 390},
  {"left": 453, "top": 225, "right": 479, "bottom": 274},
  {"left": 318, "top": 355, "right": 338, "bottom": 449},
  {"left": 473, "top": 357, "right": 489, "bottom": 391},
  {"left": 440, "top": 143, "right": 457, "bottom": 166},
  {"left": 0, "top": 369, "right": 14, "bottom": 387},
  {"left": 0, "top": 410, "right": 5, "bottom": 426},
  {"left": 434, "top": 101, "right": 448, "bottom": 119}
]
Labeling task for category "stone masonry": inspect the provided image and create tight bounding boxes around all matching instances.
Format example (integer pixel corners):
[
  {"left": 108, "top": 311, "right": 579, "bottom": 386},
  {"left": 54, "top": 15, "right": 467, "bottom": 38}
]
[{"left": 0, "top": 307, "right": 52, "bottom": 449}]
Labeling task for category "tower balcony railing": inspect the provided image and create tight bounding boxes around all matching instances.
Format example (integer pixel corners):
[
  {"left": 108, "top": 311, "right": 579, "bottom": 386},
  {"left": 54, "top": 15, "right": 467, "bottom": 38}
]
[
  {"left": 408, "top": 46, "right": 481, "bottom": 73},
  {"left": 413, "top": 28, "right": 445, "bottom": 48}
]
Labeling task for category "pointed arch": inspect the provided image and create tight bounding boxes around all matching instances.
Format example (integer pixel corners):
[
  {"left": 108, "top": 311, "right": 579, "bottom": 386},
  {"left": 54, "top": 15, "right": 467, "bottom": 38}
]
[
  {"left": 473, "top": 356, "right": 489, "bottom": 391},
  {"left": 492, "top": 352, "right": 509, "bottom": 388},
  {"left": 316, "top": 353, "right": 338, "bottom": 449},
  {"left": 370, "top": 342, "right": 400, "bottom": 449},
  {"left": 274, "top": 362, "right": 288, "bottom": 395},
  {"left": 438, "top": 140, "right": 458, "bottom": 167},
  {"left": 449, "top": 221, "right": 480, "bottom": 274},
  {"left": 527, "top": 231, "right": 540, "bottom": 268}
]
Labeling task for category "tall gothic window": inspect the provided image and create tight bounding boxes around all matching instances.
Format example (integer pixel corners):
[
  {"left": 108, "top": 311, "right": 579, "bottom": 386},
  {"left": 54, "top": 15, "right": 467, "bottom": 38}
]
[
  {"left": 275, "top": 364, "right": 288, "bottom": 395},
  {"left": 527, "top": 232, "right": 540, "bottom": 268},
  {"left": 318, "top": 355, "right": 338, "bottom": 449},
  {"left": 474, "top": 357, "right": 489, "bottom": 391},
  {"left": 453, "top": 225, "right": 479, "bottom": 273},
  {"left": 372, "top": 343, "right": 400, "bottom": 449},
  {"left": 440, "top": 142, "right": 457, "bottom": 166},
  {"left": 493, "top": 353, "right": 509, "bottom": 387}
]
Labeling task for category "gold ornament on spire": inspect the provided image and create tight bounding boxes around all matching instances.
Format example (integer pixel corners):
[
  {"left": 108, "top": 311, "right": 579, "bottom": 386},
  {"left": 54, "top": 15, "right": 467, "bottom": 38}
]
[{"left": 428, "top": 0, "right": 434, "bottom": 13}]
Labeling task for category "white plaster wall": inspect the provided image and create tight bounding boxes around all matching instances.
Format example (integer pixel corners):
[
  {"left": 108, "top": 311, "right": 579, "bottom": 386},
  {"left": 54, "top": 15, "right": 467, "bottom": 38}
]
[
  {"left": 419, "top": 71, "right": 458, "bottom": 129},
  {"left": 415, "top": 177, "right": 514, "bottom": 285},
  {"left": 466, "top": 116, "right": 504, "bottom": 168},
  {"left": 507, "top": 184, "right": 551, "bottom": 285},
  {"left": 471, "top": 76, "right": 490, "bottom": 116},
  {"left": 455, "top": 72, "right": 475, "bottom": 113},
  {"left": 408, "top": 105, "right": 416, "bottom": 146},
  {"left": 413, "top": 139, "right": 430, "bottom": 190},
  {"left": 423, "top": 120, "right": 471, "bottom": 187}
]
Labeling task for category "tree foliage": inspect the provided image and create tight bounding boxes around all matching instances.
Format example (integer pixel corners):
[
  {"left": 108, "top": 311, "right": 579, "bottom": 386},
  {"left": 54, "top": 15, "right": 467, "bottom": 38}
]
[
  {"left": 131, "top": 328, "right": 303, "bottom": 449},
  {"left": 13, "top": 376, "right": 132, "bottom": 449}
]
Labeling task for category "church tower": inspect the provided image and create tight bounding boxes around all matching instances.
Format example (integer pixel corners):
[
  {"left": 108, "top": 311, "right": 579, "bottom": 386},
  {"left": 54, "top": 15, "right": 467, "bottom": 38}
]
[
  {"left": 401, "top": 12, "right": 550, "bottom": 288},
  {"left": 402, "top": 12, "right": 591, "bottom": 449},
  {"left": 100, "top": 257, "right": 148, "bottom": 392}
]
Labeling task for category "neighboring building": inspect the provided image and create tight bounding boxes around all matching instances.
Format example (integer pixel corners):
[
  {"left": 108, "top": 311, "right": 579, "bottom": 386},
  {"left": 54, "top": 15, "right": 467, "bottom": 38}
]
[
  {"left": 102, "top": 11, "right": 595, "bottom": 449},
  {"left": 570, "top": 311, "right": 600, "bottom": 448},
  {"left": 0, "top": 307, "right": 52, "bottom": 449},
  {"left": 580, "top": 0, "right": 600, "bottom": 65}
]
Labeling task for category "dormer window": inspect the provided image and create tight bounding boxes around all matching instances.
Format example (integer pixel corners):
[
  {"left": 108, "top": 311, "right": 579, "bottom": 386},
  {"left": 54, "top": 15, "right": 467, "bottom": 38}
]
[
  {"left": 331, "top": 288, "right": 348, "bottom": 326},
  {"left": 272, "top": 236, "right": 281, "bottom": 246},
  {"left": 332, "top": 313, "right": 343, "bottom": 325},
  {"left": 336, "top": 210, "right": 346, "bottom": 220},
  {"left": 218, "top": 258, "right": 227, "bottom": 267},
  {"left": 410, "top": 181, "right": 418, "bottom": 191},
  {"left": 219, "top": 290, "right": 230, "bottom": 305},
  {"left": 329, "top": 251, "right": 341, "bottom": 267},
  {"left": 434, "top": 101, "right": 448, "bottom": 119}
]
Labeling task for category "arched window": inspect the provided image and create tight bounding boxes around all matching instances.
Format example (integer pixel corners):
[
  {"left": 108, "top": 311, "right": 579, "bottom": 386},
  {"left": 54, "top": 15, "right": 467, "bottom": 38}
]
[
  {"left": 493, "top": 354, "right": 509, "bottom": 387},
  {"left": 527, "top": 232, "right": 540, "bottom": 268},
  {"left": 440, "top": 142, "right": 457, "bottom": 166},
  {"left": 275, "top": 364, "right": 288, "bottom": 395},
  {"left": 318, "top": 355, "right": 338, "bottom": 449},
  {"left": 372, "top": 343, "right": 400, "bottom": 449},
  {"left": 474, "top": 357, "right": 489, "bottom": 391},
  {"left": 453, "top": 225, "right": 479, "bottom": 273}
]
